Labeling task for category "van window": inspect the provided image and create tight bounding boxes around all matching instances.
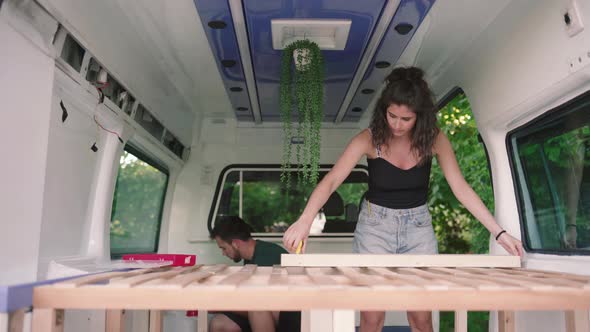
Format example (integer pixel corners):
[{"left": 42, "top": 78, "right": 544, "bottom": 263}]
[
  {"left": 509, "top": 92, "right": 590, "bottom": 254},
  {"left": 209, "top": 166, "right": 368, "bottom": 235},
  {"left": 60, "top": 34, "right": 85, "bottom": 72},
  {"left": 110, "top": 146, "right": 169, "bottom": 257},
  {"left": 433, "top": 90, "right": 493, "bottom": 254}
]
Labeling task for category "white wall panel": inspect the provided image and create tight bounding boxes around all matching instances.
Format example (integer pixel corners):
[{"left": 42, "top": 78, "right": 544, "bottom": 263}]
[{"left": 0, "top": 9, "right": 56, "bottom": 285}]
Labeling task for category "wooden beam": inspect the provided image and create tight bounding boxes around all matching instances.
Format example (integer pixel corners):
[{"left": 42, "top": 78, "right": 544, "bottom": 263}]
[
  {"left": 498, "top": 311, "right": 515, "bottom": 332},
  {"left": 8, "top": 308, "right": 26, "bottom": 332},
  {"left": 0, "top": 313, "right": 8, "bottom": 332},
  {"left": 32, "top": 309, "right": 63, "bottom": 332},
  {"left": 148, "top": 310, "right": 162, "bottom": 332},
  {"left": 197, "top": 311, "right": 208, "bottom": 332},
  {"left": 281, "top": 254, "right": 521, "bottom": 268},
  {"left": 454, "top": 310, "right": 467, "bottom": 332},
  {"left": 106, "top": 309, "right": 125, "bottom": 332},
  {"left": 566, "top": 310, "right": 590, "bottom": 332}
]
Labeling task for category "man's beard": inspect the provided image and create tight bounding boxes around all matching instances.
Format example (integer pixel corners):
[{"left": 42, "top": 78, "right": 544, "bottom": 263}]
[{"left": 232, "top": 255, "right": 242, "bottom": 263}]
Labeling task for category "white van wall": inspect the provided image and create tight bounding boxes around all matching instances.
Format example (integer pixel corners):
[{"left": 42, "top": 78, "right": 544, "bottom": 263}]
[
  {"left": 167, "top": 119, "right": 368, "bottom": 262},
  {"left": 0, "top": 1, "right": 57, "bottom": 285},
  {"left": 418, "top": 0, "right": 590, "bottom": 330}
]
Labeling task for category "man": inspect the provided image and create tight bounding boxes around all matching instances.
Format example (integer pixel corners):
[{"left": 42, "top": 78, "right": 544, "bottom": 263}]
[{"left": 209, "top": 216, "right": 300, "bottom": 332}]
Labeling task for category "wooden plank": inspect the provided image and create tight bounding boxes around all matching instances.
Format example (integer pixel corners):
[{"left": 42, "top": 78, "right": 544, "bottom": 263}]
[
  {"left": 32, "top": 309, "right": 63, "bottom": 332},
  {"left": 8, "top": 308, "right": 25, "bottom": 332},
  {"left": 301, "top": 310, "right": 333, "bottom": 332},
  {"left": 109, "top": 267, "right": 196, "bottom": 288},
  {"left": 450, "top": 268, "right": 557, "bottom": 290},
  {"left": 0, "top": 313, "right": 8, "bottom": 332},
  {"left": 498, "top": 311, "right": 515, "bottom": 332},
  {"left": 217, "top": 265, "right": 257, "bottom": 287},
  {"left": 281, "top": 254, "right": 521, "bottom": 268},
  {"left": 565, "top": 310, "right": 590, "bottom": 332},
  {"left": 332, "top": 310, "right": 354, "bottom": 332},
  {"left": 148, "top": 310, "right": 161, "bottom": 332},
  {"left": 370, "top": 267, "right": 451, "bottom": 290},
  {"left": 106, "top": 309, "right": 125, "bottom": 332},
  {"left": 305, "top": 268, "right": 344, "bottom": 288},
  {"left": 54, "top": 267, "right": 169, "bottom": 288},
  {"left": 33, "top": 266, "right": 590, "bottom": 312},
  {"left": 150, "top": 265, "right": 225, "bottom": 288},
  {"left": 197, "top": 311, "right": 208, "bottom": 332},
  {"left": 454, "top": 310, "right": 467, "bottom": 332}
]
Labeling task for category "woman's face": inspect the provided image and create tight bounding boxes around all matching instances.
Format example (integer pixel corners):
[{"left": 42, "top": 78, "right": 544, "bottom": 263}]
[{"left": 386, "top": 103, "right": 416, "bottom": 137}]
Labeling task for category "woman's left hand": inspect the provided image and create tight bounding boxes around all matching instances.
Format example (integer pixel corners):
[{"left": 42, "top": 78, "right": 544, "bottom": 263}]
[{"left": 496, "top": 232, "right": 524, "bottom": 256}]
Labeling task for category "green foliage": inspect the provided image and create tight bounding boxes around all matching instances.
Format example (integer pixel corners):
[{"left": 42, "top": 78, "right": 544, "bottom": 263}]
[
  {"left": 440, "top": 312, "right": 489, "bottom": 332},
  {"left": 280, "top": 40, "right": 324, "bottom": 189},
  {"left": 429, "top": 93, "right": 493, "bottom": 255},
  {"left": 110, "top": 151, "right": 168, "bottom": 255},
  {"left": 224, "top": 172, "right": 367, "bottom": 232}
]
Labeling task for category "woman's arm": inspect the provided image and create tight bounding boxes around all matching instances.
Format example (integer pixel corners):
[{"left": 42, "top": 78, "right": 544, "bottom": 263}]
[
  {"left": 282, "top": 129, "right": 371, "bottom": 252},
  {"left": 434, "top": 131, "right": 523, "bottom": 256}
]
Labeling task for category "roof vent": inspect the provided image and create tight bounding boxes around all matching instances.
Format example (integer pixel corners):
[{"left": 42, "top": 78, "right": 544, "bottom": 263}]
[{"left": 271, "top": 19, "right": 352, "bottom": 50}]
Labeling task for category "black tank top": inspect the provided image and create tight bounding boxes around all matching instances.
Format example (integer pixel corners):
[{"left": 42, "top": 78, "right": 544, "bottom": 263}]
[{"left": 366, "top": 145, "right": 432, "bottom": 209}]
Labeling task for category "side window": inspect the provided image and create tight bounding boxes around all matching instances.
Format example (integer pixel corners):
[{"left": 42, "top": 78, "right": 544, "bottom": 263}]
[
  {"left": 509, "top": 92, "right": 590, "bottom": 254},
  {"left": 110, "top": 146, "right": 169, "bottom": 257},
  {"left": 433, "top": 90, "right": 493, "bottom": 254},
  {"left": 209, "top": 166, "right": 368, "bottom": 235}
]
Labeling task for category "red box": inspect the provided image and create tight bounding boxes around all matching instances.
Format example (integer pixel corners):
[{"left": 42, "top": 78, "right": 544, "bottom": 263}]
[{"left": 122, "top": 254, "right": 196, "bottom": 267}]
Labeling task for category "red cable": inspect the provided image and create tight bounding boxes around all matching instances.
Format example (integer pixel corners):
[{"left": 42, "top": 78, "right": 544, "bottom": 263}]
[{"left": 94, "top": 115, "right": 123, "bottom": 142}]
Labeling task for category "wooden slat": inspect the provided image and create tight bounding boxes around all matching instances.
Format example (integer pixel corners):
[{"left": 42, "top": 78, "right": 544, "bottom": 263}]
[
  {"left": 565, "top": 310, "right": 590, "bottom": 332},
  {"left": 371, "top": 267, "right": 452, "bottom": 290},
  {"left": 8, "top": 308, "right": 25, "bottom": 332},
  {"left": 32, "top": 309, "right": 63, "bottom": 332},
  {"left": 54, "top": 267, "right": 170, "bottom": 288},
  {"left": 332, "top": 310, "right": 355, "bottom": 332},
  {"left": 32, "top": 265, "right": 590, "bottom": 313},
  {"left": 109, "top": 266, "right": 202, "bottom": 288},
  {"left": 0, "top": 313, "right": 8, "bottom": 332},
  {"left": 217, "top": 264, "right": 257, "bottom": 287},
  {"left": 427, "top": 267, "right": 527, "bottom": 290},
  {"left": 197, "top": 311, "right": 208, "bottom": 332},
  {"left": 148, "top": 310, "right": 161, "bottom": 332},
  {"left": 305, "top": 268, "right": 344, "bottom": 288},
  {"left": 460, "top": 267, "right": 576, "bottom": 290},
  {"left": 498, "top": 311, "right": 515, "bottom": 332},
  {"left": 282, "top": 254, "right": 521, "bottom": 268},
  {"left": 150, "top": 264, "right": 227, "bottom": 288},
  {"left": 454, "top": 310, "right": 467, "bottom": 332},
  {"left": 106, "top": 309, "right": 125, "bottom": 332}
]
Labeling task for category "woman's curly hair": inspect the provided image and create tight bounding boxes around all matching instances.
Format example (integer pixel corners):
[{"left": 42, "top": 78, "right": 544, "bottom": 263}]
[{"left": 369, "top": 67, "right": 439, "bottom": 164}]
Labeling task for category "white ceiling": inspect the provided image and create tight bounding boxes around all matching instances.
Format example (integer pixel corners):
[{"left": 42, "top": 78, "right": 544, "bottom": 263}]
[{"left": 38, "top": 0, "right": 519, "bottom": 145}]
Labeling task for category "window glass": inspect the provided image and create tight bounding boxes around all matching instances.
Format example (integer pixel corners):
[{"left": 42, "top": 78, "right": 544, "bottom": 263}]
[
  {"left": 110, "top": 147, "right": 169, "bottom": 256},
  {"left": 163, "top": 131, "right": 185, "bottom": 159},
  {"left": 135, "top": 104, "right": 164, "bottom": 140},
  {"left": 211, "top": 167, "right": 368, "bottom": 235},
  {"left": 509, "top": 92, "right": 590, "bottom": 253},
  {"left": 433, "top": 90, "right": 493, "bottom": 254},
  {"left": 60, "top": 34, "right": 85, "bottom": 72}
]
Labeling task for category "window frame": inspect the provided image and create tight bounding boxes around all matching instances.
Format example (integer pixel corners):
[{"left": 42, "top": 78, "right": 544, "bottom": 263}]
[
  {"left": 110, "top": 144, "right": 170, "bottom": 258},
  {"left": 207, "top": 164, "right": 369, "bottom": 238},
  {"left": 507, "top": 90, "right": 590, "bottom": 256}
]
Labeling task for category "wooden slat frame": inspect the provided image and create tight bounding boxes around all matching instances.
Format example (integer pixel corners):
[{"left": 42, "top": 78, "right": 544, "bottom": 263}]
[
  {"left": 31, "top": 264, "right": 590, "bottom": 332},
  {"left": 32, "top": 266, "right": 590, "bottom": 311},
  {"left": 281, "top": 254, "right": 521, "bottom": 268}
]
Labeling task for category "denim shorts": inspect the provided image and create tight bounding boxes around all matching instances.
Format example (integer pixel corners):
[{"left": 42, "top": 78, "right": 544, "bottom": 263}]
[{"left": 352, "top": 200, "right": 438, "bottom": 254}]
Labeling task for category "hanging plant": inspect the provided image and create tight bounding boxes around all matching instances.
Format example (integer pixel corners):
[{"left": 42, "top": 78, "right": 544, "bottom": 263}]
[{"left": 280, "top": 39, "right": 324, "bottom": 190}]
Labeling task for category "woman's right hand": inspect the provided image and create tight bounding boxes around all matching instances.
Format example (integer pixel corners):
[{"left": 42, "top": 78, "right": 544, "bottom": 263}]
[{"left": 283, "top": 219, "right": 311, "bottom": 253}]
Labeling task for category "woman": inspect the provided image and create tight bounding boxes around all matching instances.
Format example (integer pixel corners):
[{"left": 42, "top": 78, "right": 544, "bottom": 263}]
[{"left": 282, "top": 67, "right": 523, "bottom": 332}]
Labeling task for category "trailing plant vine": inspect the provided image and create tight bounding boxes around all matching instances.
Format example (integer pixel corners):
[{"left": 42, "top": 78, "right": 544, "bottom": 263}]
[{"left": 280, "top": 39, "right": 324, "bottom": 189}]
